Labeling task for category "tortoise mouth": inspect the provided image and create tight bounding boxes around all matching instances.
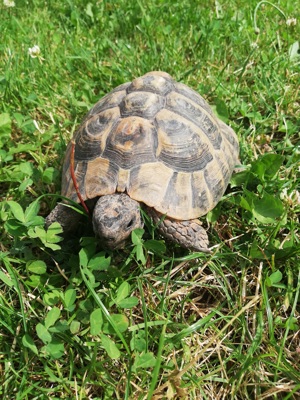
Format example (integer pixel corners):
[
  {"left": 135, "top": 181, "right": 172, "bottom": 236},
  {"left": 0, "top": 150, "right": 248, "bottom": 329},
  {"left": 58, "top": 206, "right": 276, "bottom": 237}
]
[{"left": 100, "top": 236, "right": 128, "bottom": 250}]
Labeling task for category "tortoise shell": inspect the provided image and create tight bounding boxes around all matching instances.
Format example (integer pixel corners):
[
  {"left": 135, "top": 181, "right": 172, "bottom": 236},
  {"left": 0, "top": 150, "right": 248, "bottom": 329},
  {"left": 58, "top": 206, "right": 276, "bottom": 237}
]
[{"left": 62, "top": 71, "right": 239, "bottom": 220}]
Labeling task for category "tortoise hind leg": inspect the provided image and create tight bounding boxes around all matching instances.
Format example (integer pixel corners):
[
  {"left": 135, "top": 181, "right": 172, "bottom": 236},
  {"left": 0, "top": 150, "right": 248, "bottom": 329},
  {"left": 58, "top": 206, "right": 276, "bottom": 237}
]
[{"left": 148, "top": 209, "right": 210, "bottom": 253}]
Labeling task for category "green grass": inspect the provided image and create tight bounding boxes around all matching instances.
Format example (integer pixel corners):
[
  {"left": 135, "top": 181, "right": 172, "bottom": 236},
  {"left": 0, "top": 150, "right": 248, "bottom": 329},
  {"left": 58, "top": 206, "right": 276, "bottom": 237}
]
[{"left": 0, "top": 0, "right": 299, "bottom": 398}]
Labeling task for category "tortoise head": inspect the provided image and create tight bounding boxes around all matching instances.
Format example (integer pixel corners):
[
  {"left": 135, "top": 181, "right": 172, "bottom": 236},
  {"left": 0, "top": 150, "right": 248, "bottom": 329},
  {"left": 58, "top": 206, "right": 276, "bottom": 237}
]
[{"left": 92, "top": 193, "right": 143, "bottom": 249}]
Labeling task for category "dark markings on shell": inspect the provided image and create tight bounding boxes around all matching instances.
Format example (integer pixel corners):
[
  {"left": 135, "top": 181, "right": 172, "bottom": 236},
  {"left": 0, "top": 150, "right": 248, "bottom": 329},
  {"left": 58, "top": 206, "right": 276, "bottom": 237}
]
[
  {"left": 102, "top": 117, "right": 157, "bottom": 169},
  {"left": 88, "top": 88, "right": 129, "bottom": 117},
  {"left": 85, "top": 158, "right": 119, "bottom": 200},
  {"left": 175, "top": 82, "right": 214, "bottom": 115},
  {"left": 90, "top": 160, "right": 119, "bottom": 197},
  {"left": 119, "top": 91, "right": 165, "bottom": 119},
  {"left": 127, "top": 74, "right": 174, "bottom": 96},
  {"left": 191, "top": 172, "right": 212, "bottom": 214},
  {"left": 163, "top": 172, "right": 185, "bottom": 208},
  {"left": 203, "top": 167, "right": 225, "bottom": 203},
  {"left": 219, "top": 120, "right": 239, "bottom": 152},
  {"left": 74, "top": 125, "right": 102, "bottom": 161},
  {"left": 156, "top": 117, "right": 213, "bottom": 172},
  {"left": 111, "top": 82, "right": 131, "bottom": 93},
  {"left": 87, "top": 111, "right": 118, "bottom": 137},
  {"left": 166, "top": 92, "right": 222, "bottom": 149},
  {"left": 201, "top": 149, "right": 235, "bottom": 206},
  {"left": 201, "top": 114, "right": 221, "bottom": 148},
  {"left": 61, "top": 158, "right": 88, "bottom": 202},
  {"left": 74, "top": 108, "right": 121, "bottom": 161}
]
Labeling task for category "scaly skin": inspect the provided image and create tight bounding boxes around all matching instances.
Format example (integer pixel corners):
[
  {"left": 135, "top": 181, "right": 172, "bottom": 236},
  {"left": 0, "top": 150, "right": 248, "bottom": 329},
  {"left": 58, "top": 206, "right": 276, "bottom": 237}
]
[{"left": 147, "top": 207, "right": 210, "bottom": 253}]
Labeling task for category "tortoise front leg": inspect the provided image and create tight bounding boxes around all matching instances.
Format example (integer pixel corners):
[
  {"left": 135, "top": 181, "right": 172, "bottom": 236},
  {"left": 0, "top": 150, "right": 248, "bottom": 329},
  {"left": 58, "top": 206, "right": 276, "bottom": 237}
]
[
  {"left": 45, "top": 203, "right": 83, "bottom": 234},
  {"left": 149, "top": 209, "right": 210, "bottom": 253}
]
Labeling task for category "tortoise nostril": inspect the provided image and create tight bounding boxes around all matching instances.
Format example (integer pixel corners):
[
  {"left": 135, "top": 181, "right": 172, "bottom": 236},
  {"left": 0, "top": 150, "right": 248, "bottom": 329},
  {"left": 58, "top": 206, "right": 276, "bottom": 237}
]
[{"left": 126, "top": 218, "right": 135, "bottom": 229}]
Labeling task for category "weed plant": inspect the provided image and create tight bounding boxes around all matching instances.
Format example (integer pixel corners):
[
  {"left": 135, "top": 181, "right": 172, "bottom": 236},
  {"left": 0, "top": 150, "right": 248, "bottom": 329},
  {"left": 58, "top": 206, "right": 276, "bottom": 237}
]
[{"left": 0, "top": 0, "right": 299, "bottom": 399}]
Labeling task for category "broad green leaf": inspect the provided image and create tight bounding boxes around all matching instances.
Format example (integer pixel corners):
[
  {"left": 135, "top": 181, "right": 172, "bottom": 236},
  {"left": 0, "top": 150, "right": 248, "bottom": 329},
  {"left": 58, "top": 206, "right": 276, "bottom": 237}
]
[
  {"left": 43, "top": 290, "right": 61, "bottom": 306},
  {"left": 266, "top": 270, "right": 283, "bottom": 287},
  {"left": 90, "top": 308, "right": 103, "bottom": 335},
  {"left": 274, "top": 246, "right": 300, "bottom": 260},
  {"left": 6, "top": 201, "right": 25, "bottom": 222},
  {"left": 64, "top": 288, "right": 76, "bottom": 311},
  {"left": 0, "top": 149, "right": 12, "bottom": 162},
  {"left": 42, "top": 167, "right": 57, "bottom": 184},
  {"left": 25, "top": 274, "right": 44, "bottom": 288},
  {"left": 45, "top": 222, "right": 63, "bottom": 240},
  {"left": 115, "top": 281, "right": 130, "bottom": 304},
  {"left": 85, "top": 2, "right": 94, "bottom": 20},
  {"left": 118, "top": 297, "right": 139, "bottom": 309},
  {"left": 136, "top": 244, "right": 146, "bottom": 264},
  {"left": 252, "top": 191, "right": 284, "bottom": 223},
  {"left": 29, "top": 224, "right": 62, "bottom": 250},
  {"left": 0, "top": 270, "right": 14, "bottom": 287},
  {"left": 103, "top": 314, "right": 129, "bottom": 334},
  {"left": 249, "top": 240, "right": 264, "bottom": 259},
  {"left": 49, "top": 320, "right": 69, "bottom": 333},
  {"left": 19, "top": 178, "right": 33, "bottom": 193},
  {"left": 4, "top": 219, "right": 27, "bottom": 237},
  {"left": 42, "top": 339, "right": 65, "bottom": 359},
  {"left": 24, "top": 200, "right": 40, "bottom": 222},
  {"left": 27, "top": 227, "right": 42, "bottom": 239},
  {"left": 45, "top": 307, "right": 61, "bottom": 329},
  {"left": 25, "top": 215, "right": 44, "bottom": 227},
  {"left": 285, "top": 317, "right": 299, "bottom": 331},
  {"left": 13, "top": 112, "right": 25, "bottom": 127},
  {"left": 36, "top": 323, "right": 52, "bottom": 344},
  {"left": 22, "top": 334, "right": 38, "bottom": 355},
  {"left": 0, "top": 112, "right": 11, "bottom": 132},
  {"left": 79, "top": 247, "right": 89, "bottom": 268},
  {"left": 43, "top": 242, "right": 62, "bottom": 251},
  {"left": 230, "top": 169, "right": 251, "bottom": 188},
  {"left": 88, "top": 251, "right": 111, "bottom": 270},
  {"left": 130, "top": 332, "right": 147, "bottom": 352},
  {"left": 0, "top": 113, "right": 11, "bottom": 144},
  {"left": 26, "top": 260, "right": 47, "bottom": 275},
  {"left": 251, "top": 154, "right": 284, "bottom": 181},
  {"left": 250, "top": 241, "right": 299, "bottom": 260},
  {"left": 70, "top": 320, "right": 80, "bottom": 334},
  {"left": 144, "top": 239, "right": 166, "bottom": 254},
  {"left": 100, "top": 334, "right": 120, "bottom": 359},
  {"left": 131, "top": 228, "right": 144, "bottom": 245},
  {"left": 239, "top": 194, "right": 252, "bottom": 212},
  {"left": 132, "top": 352, "right": 156, "bottom": 371}
]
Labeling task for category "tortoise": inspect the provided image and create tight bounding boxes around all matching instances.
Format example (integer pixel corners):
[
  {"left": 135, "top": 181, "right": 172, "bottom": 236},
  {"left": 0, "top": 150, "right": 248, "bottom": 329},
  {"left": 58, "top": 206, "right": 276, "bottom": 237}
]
[{"left": 46, "top": 71, "right": 239, "bottom": 252}]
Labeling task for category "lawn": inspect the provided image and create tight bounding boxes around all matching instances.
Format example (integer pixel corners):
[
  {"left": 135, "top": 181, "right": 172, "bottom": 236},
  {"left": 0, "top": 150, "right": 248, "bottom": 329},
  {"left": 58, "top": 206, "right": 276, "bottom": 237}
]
[{"left": 0, "top": 0, "right": 299, "bottom": 399}]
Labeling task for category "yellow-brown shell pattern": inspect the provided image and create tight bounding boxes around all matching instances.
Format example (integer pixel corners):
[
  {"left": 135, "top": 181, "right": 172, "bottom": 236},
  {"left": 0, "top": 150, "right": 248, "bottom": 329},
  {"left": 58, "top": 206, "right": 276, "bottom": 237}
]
[{"left": 62, "top": 71, "right": 239, "bottom": 220}]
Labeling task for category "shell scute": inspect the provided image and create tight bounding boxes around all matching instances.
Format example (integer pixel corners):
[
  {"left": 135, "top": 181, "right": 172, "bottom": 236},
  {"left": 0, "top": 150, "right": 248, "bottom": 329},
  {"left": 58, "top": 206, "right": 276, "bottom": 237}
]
[
  {"left": 102, "top": 117, "right": 157, "bottom": 169},
  {"left": 89, "top": 87, "right": 128, "bottom": 116},
  {"left": 155, "top": 109, "right": 214, "bottom": 172},
  {"left": 120, "top": 91, "right": 165, "bottom": 119},
  {"left": 127, "top": 73, "right": 174, "bottom": 96},
  {"left": 165, "top": 90, "right": 223, "bottom": 149},
  {"left": 74, "top": 107, "right": 120, "bottom": 161},
  {"left": 174, "top": 82, "right": 214, "bottom": 116}
]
